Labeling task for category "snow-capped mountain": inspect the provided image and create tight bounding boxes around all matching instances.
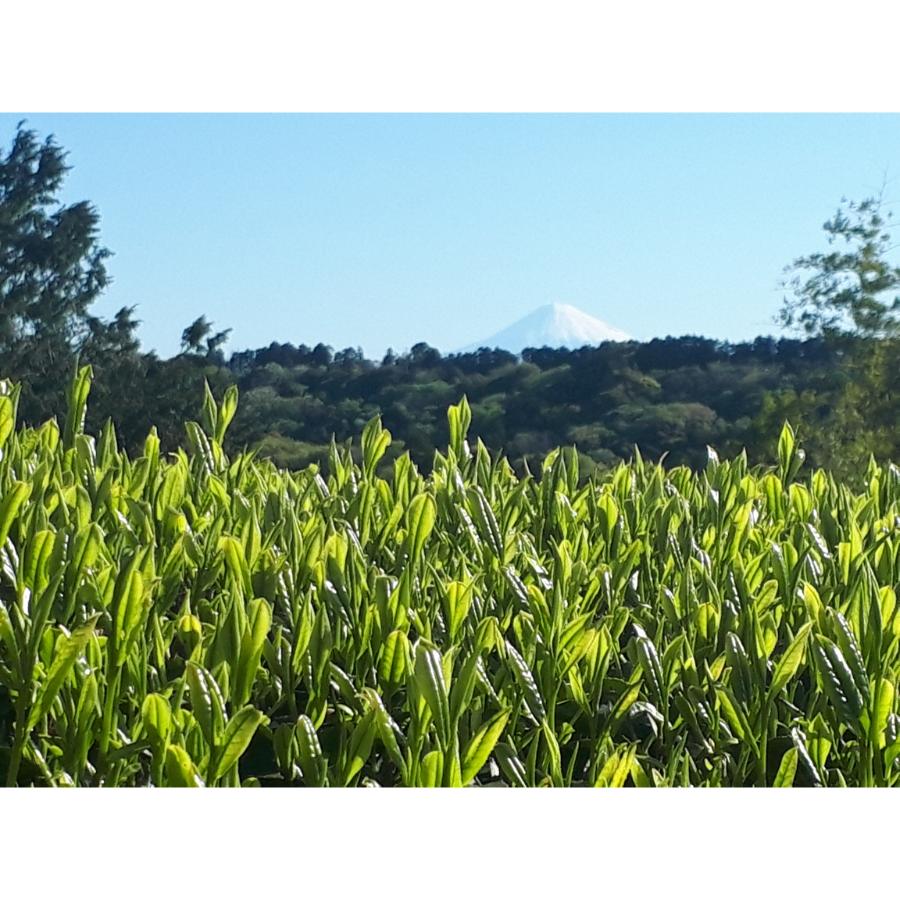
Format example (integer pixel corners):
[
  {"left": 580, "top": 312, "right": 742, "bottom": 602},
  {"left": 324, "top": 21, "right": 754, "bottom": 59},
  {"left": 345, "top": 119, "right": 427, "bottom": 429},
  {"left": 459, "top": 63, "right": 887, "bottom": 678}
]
[{"left": 457, "top": 302, "right": 631, "bottom": 354}]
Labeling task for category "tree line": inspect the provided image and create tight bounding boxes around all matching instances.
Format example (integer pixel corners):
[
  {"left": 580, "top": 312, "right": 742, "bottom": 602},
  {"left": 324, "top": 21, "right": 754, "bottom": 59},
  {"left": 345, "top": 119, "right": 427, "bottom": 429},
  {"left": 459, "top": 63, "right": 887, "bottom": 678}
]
[{"left": 1, "top": 122, "right": 898, "bottom": 481}]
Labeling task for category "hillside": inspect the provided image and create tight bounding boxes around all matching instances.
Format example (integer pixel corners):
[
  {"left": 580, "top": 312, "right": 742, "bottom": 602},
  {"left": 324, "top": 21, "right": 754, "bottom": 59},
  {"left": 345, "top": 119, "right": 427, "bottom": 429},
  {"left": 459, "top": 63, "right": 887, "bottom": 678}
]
[{"left": 200, "top": 333, "right": 869, "bottom": 477}]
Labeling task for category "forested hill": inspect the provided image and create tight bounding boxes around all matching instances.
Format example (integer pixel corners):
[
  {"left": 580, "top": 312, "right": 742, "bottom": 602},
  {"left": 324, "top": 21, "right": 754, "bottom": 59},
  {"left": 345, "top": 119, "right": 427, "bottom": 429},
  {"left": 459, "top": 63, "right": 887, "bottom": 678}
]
[
  {"left": 218, "top": 334, "right": 846, "bottom": 474},
  {"left": 39, "top": 323, "right": 890, "bottom": 484},
  {"left": 71, "top": 329, "right": 876, "bottom": 478}
]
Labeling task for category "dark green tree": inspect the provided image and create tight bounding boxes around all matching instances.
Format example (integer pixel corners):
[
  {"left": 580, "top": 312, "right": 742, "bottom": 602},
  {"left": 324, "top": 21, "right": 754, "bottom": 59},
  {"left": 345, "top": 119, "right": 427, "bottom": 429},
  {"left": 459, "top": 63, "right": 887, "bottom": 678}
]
[
  {"left": 0, "top": 122, "right": 140, "bottom": 422},
  {"left": 181, "top": 315, "right": 231, "bottom": 360}
]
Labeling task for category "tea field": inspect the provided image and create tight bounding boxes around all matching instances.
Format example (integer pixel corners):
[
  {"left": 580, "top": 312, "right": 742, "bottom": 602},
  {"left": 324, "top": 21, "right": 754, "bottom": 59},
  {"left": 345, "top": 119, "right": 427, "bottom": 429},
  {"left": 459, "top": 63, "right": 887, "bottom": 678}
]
[{"left": 1, "top": 368, "right": 898, "bottom": 786}]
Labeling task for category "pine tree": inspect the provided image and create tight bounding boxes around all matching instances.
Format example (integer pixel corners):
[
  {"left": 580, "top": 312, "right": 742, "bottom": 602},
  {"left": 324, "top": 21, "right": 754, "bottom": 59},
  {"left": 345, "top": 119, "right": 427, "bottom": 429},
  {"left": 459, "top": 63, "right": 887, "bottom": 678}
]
[{"left": 0, "top": 122, "right": 139, "bottom": 422}]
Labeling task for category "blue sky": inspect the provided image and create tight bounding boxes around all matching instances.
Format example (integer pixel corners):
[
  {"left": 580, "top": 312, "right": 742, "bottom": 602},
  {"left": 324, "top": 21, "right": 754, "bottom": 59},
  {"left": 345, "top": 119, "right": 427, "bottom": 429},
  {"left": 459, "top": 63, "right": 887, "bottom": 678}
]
[{"left": 2, "top": 114, "right": 899, "bottom": 359}]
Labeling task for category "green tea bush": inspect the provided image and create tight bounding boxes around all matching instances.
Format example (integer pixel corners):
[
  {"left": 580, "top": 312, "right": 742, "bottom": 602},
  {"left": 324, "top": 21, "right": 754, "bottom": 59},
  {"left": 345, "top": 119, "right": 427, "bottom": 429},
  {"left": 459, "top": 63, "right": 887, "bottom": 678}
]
[{"left": 1, "top": 368, "right": 898, "bottom": 786}]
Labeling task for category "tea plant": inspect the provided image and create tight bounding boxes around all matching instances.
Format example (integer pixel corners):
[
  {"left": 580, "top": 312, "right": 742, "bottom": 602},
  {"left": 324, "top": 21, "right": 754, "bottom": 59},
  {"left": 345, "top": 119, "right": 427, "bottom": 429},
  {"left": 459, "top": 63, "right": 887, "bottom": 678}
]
[{"left": 0, "top": 368, "right": 898, "bottom": 786}]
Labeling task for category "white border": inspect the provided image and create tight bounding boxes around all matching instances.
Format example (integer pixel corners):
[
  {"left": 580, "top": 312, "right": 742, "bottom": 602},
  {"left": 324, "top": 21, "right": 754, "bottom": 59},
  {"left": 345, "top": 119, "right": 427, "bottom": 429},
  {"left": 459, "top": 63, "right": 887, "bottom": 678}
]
[
  {"left": 0, "top": 788, "right": 895, "bottom": 895},
  {"left": 3, "top": 2, "right": 900, "bottom": 112}
]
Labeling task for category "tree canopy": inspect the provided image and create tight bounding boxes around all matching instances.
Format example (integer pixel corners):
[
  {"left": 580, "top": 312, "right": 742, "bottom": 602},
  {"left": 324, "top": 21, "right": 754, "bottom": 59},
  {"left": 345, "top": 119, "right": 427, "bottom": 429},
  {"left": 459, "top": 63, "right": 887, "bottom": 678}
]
[
  {"left": 778, "top": 193, "right": 900, "bottom": 475},
  {"left": 0, "top": 124, "right": 134, "bottom": 419}
]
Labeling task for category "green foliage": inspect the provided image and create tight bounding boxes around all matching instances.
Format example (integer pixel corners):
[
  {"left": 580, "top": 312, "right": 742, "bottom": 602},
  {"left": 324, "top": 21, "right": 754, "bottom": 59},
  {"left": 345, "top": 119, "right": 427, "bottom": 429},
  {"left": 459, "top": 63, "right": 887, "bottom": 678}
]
[
  {"left": 225, "top": 335, "right": 862, "bottom": 477},
  {"left": 1, "top": 372, "right": 899, "bottom": 787},
  {"left": 779, "top": 193, "right": 900, "bottom": 476},
  {"left": 0, "top": 124, "right": 139, "bottom": 425},
  {"left": 781, "top": 194, "right": 900, "bottom": 340}
]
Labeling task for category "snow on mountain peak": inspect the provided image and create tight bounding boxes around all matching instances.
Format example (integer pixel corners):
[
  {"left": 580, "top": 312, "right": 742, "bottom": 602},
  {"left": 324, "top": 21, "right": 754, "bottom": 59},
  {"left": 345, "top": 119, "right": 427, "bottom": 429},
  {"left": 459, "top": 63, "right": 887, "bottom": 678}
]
[{"left": 457, "top": 302, "right": 631, "bottom": 354}]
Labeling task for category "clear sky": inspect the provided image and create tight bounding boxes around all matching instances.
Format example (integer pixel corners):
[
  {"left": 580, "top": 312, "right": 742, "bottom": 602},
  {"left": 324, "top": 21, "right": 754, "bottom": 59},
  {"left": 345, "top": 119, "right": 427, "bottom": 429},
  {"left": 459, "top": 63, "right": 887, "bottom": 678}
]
[{"left": 2, "top": 113, "right": 899, "bottom": 359}]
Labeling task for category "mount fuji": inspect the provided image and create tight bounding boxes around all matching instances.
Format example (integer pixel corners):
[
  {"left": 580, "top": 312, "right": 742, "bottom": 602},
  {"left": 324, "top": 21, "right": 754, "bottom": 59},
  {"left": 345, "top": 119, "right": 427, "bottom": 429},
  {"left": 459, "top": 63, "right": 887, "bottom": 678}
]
[{"left": 457, "top": 302, "right": 631, "bottom": 354}]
